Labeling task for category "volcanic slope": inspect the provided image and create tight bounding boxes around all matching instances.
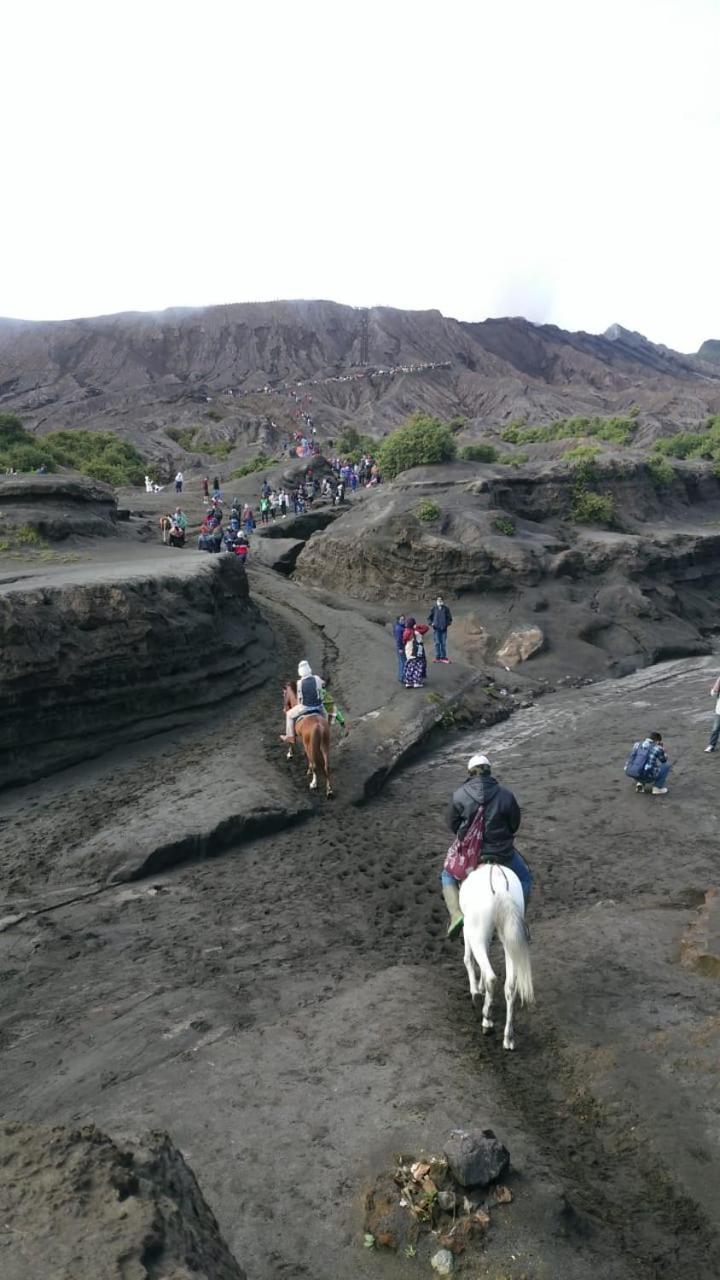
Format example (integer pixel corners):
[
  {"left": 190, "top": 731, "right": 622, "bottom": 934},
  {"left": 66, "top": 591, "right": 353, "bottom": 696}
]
[{"left": 3, "top": 302, "right": 720, "bottom": 462}]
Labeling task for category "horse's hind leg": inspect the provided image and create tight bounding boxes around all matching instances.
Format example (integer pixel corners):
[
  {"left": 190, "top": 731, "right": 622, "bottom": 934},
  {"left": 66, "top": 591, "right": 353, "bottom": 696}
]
[
  {"left": 463, "top": 933, "right": 481, "bottom": 1003},
  {"left": 503, "top": 958, "right": 517, "bottom": 1051},
  {"left": 309, "top": 767, "right": 318, "bottom": 790}
]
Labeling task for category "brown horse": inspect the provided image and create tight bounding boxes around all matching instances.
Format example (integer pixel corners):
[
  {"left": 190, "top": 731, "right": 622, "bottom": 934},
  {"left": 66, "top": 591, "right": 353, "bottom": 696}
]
[{"left": 282, "top": 681, "right": 333, "bottom": 798}]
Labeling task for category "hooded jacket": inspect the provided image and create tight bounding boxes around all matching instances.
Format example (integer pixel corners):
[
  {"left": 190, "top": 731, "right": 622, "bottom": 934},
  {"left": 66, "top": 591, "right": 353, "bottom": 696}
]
[
  {"left": 429, "top": 603, "right": 453, "bottom": 630},
  {"left": 446, "top": 773, "right": 520, "bottom": 863}
]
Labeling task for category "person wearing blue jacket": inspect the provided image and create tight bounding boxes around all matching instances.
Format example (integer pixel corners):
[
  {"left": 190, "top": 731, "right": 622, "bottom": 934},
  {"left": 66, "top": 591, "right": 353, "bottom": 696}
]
[
  {"left": 428, "top": 596, "right": 453, "bottom": 662},
  {"left": 393, "top": 615, "right": 406, "bottom": 683}
]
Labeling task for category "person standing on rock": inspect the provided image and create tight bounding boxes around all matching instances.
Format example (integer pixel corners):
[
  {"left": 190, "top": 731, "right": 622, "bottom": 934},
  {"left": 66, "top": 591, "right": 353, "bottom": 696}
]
[
  {"left": 428, "top": 596, "right": 453, "bottom": 663},
  {"left": 402, "top": 618, "right": 429, "bottom": 689},
  {"left": 393, "top": 615, "right": 406, "bottom": 683},
  {"left": 175, "top": 470, "right": 184, "bottom": 494},
  {"left": 441, "top": 754, "right": 532, "bottom": 938},
  {"left": 704, "top": 676, "right": 720, "bottom": 753}
]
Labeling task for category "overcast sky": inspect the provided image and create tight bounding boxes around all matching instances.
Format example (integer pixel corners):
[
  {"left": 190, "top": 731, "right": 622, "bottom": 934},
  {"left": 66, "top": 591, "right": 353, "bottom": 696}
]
[{"left": 2, "top": 0, "right": 718, "bottom": 350}]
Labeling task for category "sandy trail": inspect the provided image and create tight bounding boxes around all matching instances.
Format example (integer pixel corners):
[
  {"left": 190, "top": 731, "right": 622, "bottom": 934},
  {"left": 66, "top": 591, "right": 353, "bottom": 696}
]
[{"left": 1, "top": 657, "right": 719, "bottom": 1278}]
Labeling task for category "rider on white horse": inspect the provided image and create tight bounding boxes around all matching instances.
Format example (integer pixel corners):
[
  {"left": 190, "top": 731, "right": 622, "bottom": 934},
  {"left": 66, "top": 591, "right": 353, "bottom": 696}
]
[
  {"left": 442, "top": 753, "right": 533, "bottom": 938},
  {"left": 281, "top": 660, "right": 326, "bottom": 745}
]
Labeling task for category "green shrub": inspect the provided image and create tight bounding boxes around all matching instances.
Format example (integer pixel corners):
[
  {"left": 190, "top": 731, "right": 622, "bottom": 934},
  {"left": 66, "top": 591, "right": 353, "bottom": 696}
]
[
  {"left": 497, "top": 451, "right": 529, "bottom": 467},
  {"left": 205, "top": 409, "right": 224, "bottom": 422},
  {"left": 628, "top": 405, "right": 641, "bottom": 418},
  {"left": 646, "top": 455, "right": 674, "bottom": 488},
  {"left": 204, "top": 440, "right": 233, "bottom": 459},
  {"left": 416, "top": 499, "right": 440, "bottom": 522},
  {"left": 377, "top": 413, "right": 457, "bottom": 479},
  {"left": 230, "top": 453, "right": 272, "bottom": 478},
  {"left": 166, "top": 426, "right": 199, "bottom": 451},
  {"left": 41, "top": 430, "right": 147, "bottom": 485},
  {"left": 570, "top": 488, "right": 615, "bottom": 525},
  {"left": 501, "top": 415, "right": 636, "bottom": 446},
  {"left": 461, "top": 443, "right": 498, "bottom": 463},
  {"left": 491, "top": 515, "right": 516, "bottom": 535},
  {"left": 337, "top": 426, "right": 376, "bottom": 461},
  {"left": 565, "top": 444, "right": 601, "bottom": 485}
]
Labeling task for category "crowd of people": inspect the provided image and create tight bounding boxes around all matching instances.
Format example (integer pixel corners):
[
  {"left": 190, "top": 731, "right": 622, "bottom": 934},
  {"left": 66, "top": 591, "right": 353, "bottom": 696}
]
[{"left": 218, "top": 360, "right": 452, "bottom": 401}]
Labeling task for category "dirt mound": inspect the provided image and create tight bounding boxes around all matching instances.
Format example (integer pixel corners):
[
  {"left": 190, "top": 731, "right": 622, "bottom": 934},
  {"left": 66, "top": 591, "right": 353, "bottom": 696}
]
[{"left": 0, "top": 1122, "right": 246, "bottom": 1279}]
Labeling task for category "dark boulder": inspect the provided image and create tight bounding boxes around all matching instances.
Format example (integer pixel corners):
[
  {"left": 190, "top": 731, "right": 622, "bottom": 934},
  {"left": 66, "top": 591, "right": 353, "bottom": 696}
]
[{"left": 443, "top": 1128, "right": 510, "bottom": 1188}]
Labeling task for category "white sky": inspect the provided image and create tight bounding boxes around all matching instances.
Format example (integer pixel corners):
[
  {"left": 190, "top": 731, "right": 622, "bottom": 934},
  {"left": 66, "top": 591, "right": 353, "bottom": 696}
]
[{"left": 2, "top": 0, "right": 719, "bottom": 350}]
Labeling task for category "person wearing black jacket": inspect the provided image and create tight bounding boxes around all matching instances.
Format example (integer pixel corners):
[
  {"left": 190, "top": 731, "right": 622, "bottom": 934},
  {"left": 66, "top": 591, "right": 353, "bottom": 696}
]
[
  {"left": 428, "top": 596, "right": 453, "bottom": 662},
  {"left": 441, "top": 753, "right": 533, "bottom": 938}
]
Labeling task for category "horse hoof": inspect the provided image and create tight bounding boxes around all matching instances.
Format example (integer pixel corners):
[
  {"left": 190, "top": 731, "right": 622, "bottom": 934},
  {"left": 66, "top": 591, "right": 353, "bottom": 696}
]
[
  {"left": 503, "top": 1041, "right": 515, "bottom": 1051},
  {"left": 482, "top": 1022, "right": 494, "bottom": 1036}
]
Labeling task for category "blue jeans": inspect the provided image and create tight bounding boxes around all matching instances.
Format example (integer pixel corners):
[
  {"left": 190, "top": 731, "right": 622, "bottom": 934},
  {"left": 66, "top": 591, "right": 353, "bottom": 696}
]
[
  {"left": 441, "top": 849, "right": 532, "bottom": 907},
  {"left": 709, "top": 716, "right": 720, "bottom": 749},
  {"left": 397, "top": 650, "right": 406, "bottom": 682},
  {"left": 434, "top": 629, "right": 447, "bottom": 659},
  {"left": 650, "top": 762, "right": 671, "bottom": 787}
]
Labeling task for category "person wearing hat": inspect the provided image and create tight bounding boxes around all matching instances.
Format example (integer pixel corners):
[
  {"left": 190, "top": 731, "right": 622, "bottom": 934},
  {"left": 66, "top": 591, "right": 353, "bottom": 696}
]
[
  {"left": 441, "top": 753, "right": 532, "bottom": 938},
  {"left": 281, "top": 660, "right": 326, "bottom": 745}
]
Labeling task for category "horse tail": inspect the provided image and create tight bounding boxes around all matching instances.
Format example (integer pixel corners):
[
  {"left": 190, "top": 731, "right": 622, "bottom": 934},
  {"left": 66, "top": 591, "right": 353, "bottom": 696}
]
[{"left": 494, "top": 895, "right": 534, "bottom": 1006}]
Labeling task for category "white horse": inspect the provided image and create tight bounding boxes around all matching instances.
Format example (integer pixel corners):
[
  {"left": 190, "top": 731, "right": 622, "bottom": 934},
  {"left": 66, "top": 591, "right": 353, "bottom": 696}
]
[{"left": 459, "top": 863, "right": 534, "bottom": 1051}]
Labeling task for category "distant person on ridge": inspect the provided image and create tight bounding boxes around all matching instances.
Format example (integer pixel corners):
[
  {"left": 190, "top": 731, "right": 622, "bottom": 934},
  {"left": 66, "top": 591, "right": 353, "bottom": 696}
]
[
  {"left": 428, "top": 595, "right": 453, "bottom": 663},
  {"left": 175, "top": 470, "right": 184, "bottom": 494},
  {"left": 704, "top": 675, "right": 720, "bottom": 752}
]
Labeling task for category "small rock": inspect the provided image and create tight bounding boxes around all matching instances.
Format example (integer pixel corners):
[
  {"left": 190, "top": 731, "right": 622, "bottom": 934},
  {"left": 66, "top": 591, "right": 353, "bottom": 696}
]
[
  {"left": 437, "top": 1189, "right": 457, "bottom": 1213},
  {"left": 430, "top": 1247, "right": 454, "bottom": 1275},
  {"left": 444, "top": 1128, "right": 510, "bottom": 1188},
  {"left": 495, "top": 1184, "right": 513, "bottom": 1204}
]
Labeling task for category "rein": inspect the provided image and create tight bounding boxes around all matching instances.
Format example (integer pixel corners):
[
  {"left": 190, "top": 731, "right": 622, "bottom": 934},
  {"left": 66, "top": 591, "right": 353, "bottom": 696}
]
[{"left": 489, "top": 864, "right": 510, "bottom": 895}]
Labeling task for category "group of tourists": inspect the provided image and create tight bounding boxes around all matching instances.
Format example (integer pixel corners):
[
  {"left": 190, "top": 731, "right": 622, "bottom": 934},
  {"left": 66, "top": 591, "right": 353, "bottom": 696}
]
[{"left": 394, "top": 598, "right": 454, "bottom": 687}]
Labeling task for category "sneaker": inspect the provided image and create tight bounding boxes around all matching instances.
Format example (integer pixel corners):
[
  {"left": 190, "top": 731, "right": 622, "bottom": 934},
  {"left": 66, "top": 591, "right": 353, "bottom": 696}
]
[
  {"left": 635, "top": 782, "right": 644, "bottom": 793},
  {"left": 442, "top": 658, "right": 452, "bottom": 664},
  {"left": 705, "top": 745, "right": 715, "bottom": 753},
  {"left": 651, "top": 786, "right": 668, "bottom": 795},
  {"left": 432, "top": 658, "right": 441, "bottom": 663}
]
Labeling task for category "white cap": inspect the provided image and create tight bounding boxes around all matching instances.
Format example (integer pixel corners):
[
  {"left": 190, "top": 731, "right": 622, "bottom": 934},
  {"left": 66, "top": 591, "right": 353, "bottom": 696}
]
[
  {"left": 298, "top": 659, "right": 312, "bottom": 678},
  {"left": 468, "top": 753, "right": 490, "bottom": 771}
]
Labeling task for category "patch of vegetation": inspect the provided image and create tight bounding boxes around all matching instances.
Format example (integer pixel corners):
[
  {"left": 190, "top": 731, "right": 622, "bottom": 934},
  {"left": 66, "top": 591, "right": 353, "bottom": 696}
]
[
  {"left": 377, "top": 412, "right": 457, "bottom": 479},
  {"left": 203, "top": 440, "right": 233, "bottom": 459},
  {"left": 205, "top": 408, "right": 224, "bottom": 422},
  {"left": 570, "top": 487, "right": 615, "bottom": 525},
  {"left": 0, "top": 416, "right": 149, "bottom": 485},
  {"left": 653, "top": 417, "right": 720, "bottom": 464},
  {"left": 646, "top": 455, "right": 674, "bottom": 488},
  {"left": 460, "top": 443, "right": 498, "bottom": 463},
  {"left": 497, "top": 451, "right": 529, "bottom": 467},
  {"left": 166, "top": 426, "right": 199, "bottom": 450},
  {"left": 41, "top": 430, "right": 147, "bottom": 485},
  {"left": 416, "top": 499, "right": 441, "bottom": 522},
  {"left": 565, "top": 444, "right": 602, "bottom": 484},
  {"left": 337, "top": 426, "right": 377, "bottom": 464},
  {"left": 501, "top": 414, "right": 637, "bottom": 446},
  {"left": 491, "top": 515, "right": 516, "bottom": 535},
  {"left": 230, "top": 453, "right": 273, "bottom": 478},
  {"left": 427, "top": 691, "right": 457, "bottom": 728},
  {"left": 448, "top": 415, "right": 466, "bottom": 434}
]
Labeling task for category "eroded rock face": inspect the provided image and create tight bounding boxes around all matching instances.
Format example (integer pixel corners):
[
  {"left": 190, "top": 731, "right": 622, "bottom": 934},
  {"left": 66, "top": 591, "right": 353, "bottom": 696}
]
[
  {"left": 0, "top": 1122, "right": 246, "bottom": 1280},
  {"left": 0, "top": 473, "right": 118, "bottom": 540},
  {"left": 0, "top": 557, "right": 272, "bottom": 788}
]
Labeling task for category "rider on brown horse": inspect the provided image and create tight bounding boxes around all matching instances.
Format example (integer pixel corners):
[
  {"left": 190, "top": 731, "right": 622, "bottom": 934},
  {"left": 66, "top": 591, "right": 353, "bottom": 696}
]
[{"left": 281, "top": 660, "right": 326, "bottom": 744}]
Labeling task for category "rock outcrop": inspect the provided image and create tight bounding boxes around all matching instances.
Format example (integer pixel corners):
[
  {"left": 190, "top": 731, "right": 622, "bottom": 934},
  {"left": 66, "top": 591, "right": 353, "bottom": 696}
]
[
  {"left": 0, "top": 472, "right": 118, "bottom": 540},
  {"left": 0, "top": 1122, "right": 246, "bottom": 1279},
  {"left": 0, "top": 555, "right": 271, "bottom": 788}
]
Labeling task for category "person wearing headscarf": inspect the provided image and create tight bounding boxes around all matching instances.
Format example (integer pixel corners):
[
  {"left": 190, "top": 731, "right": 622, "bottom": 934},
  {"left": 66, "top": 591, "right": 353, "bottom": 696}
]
[
  {"left": 402, "top": 617, "right": 429, "bottom": 689},
  {"left": 281, "top": 660, "right": 326, "bottom": 744}
]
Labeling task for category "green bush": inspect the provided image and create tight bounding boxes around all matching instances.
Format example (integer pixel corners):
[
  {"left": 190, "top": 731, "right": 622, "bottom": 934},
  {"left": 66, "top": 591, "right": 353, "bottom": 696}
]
[
  {"left": 501, "top": 415, "right": 636, "bottom": 446},
  {"left": 0, "top": 415, "right": 54, "bottom": 472},
  {"left": 570, "top": 488, "right": 615, "bottom": 525},
  {"left": 461, "top": 443, "right": 498, "bottom": 463},
  {"left": 497, "top": 451, "right": 529, "bottom": 467},
  {"left": 166, "top": 426, "right": 199, "bottom": 450},
  {"left": 565, "top": 444, "right": 601, "bottom": 485},
  {"left": 230, "top": 453, "right": 272, "bottom": 478},
  {"left": 204, "top": 441, "right": 233, "bottom": 459},
  {"left": 41, "top": 430, "right": 147, "bottom": 485},
  {"left": 337, "top": 426, "right": 376, "bottom": 463},
  {"left": 416, "top": 499, "right": 440, "bottom": 522},
  {"left": 491, "top": 515, "right": 516, "bottom": 535},
  {"left": 646, "top": 455, "right": 674, "bottom": 488},
  {"left": 377, "top": 413, "right": 457, "bottom": 479},
  {"left": 205, "top": 409, "right": 224, "bottom": 422}
]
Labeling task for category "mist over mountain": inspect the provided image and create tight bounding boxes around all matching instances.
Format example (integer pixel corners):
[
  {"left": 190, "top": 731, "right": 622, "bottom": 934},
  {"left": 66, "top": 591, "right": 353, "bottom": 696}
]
[{"left": 1, "top": 300, "right": 720, "bottom": 463}]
